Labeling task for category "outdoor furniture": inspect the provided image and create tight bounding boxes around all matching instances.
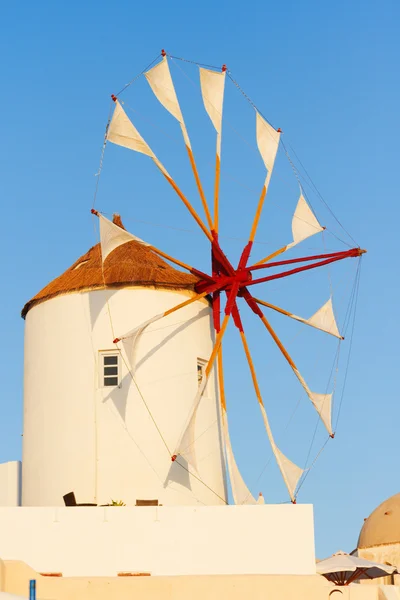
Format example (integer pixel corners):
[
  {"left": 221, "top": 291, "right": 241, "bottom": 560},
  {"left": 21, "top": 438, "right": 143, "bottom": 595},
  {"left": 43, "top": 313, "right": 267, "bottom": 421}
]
[
  {"left": 63, "top": 492, "right": 97, "bottom": 507},
  {"left": 316, "top": 550, "right": 397, "bottom": 585}
]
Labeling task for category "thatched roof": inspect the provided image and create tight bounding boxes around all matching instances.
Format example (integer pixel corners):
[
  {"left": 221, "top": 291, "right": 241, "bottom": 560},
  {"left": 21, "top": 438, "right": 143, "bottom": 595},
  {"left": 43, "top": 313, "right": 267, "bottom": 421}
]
[{"left": 22, "top": 215, "right": 199, "bottom": 318}]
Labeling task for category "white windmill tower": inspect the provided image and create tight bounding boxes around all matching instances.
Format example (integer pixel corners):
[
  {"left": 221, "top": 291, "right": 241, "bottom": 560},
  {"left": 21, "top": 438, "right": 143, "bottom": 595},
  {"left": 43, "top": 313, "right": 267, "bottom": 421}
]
[{"left": 21, "top": 214, "right": 227, "bottom": 507}]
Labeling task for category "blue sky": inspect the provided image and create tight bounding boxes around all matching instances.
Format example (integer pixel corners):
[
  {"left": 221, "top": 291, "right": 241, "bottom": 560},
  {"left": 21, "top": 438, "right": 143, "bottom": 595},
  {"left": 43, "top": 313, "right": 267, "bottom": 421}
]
[{"left": 1, "top": 0, "right": 399, "bottom": 558}]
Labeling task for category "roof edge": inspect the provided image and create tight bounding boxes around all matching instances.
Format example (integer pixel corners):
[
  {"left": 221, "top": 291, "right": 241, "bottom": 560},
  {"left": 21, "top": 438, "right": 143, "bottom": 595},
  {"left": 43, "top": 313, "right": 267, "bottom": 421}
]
[{"left": 22, "top": 283, "right": 209, "bottom": 319}]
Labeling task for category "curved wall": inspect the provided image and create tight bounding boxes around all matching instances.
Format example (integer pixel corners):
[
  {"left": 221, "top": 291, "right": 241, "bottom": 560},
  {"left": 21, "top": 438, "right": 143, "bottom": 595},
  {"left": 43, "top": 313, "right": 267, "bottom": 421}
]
[{"left": 22, "top": 287, "right": 226, "bottom": 507}]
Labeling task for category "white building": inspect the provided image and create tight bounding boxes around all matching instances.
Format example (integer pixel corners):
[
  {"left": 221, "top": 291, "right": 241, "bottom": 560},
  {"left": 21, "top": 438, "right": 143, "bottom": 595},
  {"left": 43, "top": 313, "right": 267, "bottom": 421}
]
[{"left": 0, "top": 215, "right": 395, "bottom": 599}]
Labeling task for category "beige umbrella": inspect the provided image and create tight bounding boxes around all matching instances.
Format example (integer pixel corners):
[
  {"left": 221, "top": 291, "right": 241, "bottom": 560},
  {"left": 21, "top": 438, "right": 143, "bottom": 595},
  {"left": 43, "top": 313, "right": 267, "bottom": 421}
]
[{"left": 316, "top": 551, "right": 397, "bottom": 585}]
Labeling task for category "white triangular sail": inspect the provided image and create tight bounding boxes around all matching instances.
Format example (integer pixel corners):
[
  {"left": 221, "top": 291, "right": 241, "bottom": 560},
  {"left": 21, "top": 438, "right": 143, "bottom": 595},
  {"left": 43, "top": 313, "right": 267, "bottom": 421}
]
[
  {"left": 222, "top": 409, "right": 257, "bottom": 505},
  {"left": 107, "top": 100, "right": 154, "bottom": 157},
  {"left": 173, "top": 378, "right": 207, "bottom": 471},
  {"left": 273, "top": 446, "right": 303, "bottom": 501},
  {"left": 199, "top": 67, "right": 227, "bottom": 229},
  {"left": 117, "top": 314, "right": 164, "bottom": 372},
  {"left": 253, "top": 112, "right": 281, "bottom": 229},
  {"left": 259, "top": 297, "right": 342, "bottom": 339},
  {"left": 309, "top": 391, "right": 333, "bottom": 435},
  {"left": 176, "top": 407, "right": 199, "bottom": 472},
  {"left": 98, "top": 213, "right": 150, "bottom": 262},
  {"left": 259, "top": 404, "right": 303, "bottom": 502},
  {"left": 287, "top": 193, "right": 324, "bottom": 249},
  {"left": 107, "top": 100, "right": 171, "bottom": 178},
  {"left": 145, "top": 56, "right": 190, "bottom": 147},
  {"left": 307, "top": 298, "right": 341, "bottom": 338},
  {"left": 294, "top": 369, "right": 333, "bottom": 435},
  {"left": 255, "top": 191, "right": 324, "bottom": 265},
  {"left": 256, "top": 112, "right": 280, "bottom": 173},
  {"left": 199, "top": 67, "right": 225, "bottom": 152}
]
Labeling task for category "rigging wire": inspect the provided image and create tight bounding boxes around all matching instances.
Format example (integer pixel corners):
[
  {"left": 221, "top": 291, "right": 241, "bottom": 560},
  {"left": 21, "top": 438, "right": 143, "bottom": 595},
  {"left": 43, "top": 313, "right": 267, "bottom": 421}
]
[
  {"left": 285, "top": 139, "right": 359, "bottom": 248},
  {"left": 167, "top": 53, "right": 223, "bottom": 72},
  {"left": 295, "top": 436, "right": 331, "bottom": 495},
  {"left": 115, "top": 53, "right": 162, "bottom": 97},
  {"left": 334, "top": 259, "right": 362, "bottom": 429},
  {"left": 280, "top": 140, "right": 353, "bottom": 249},
  {"left": 322, "top": 230, "right": 334, "bottom": 297},
  {"left": 175, "top": 458, "right": 227, "bottom": 504},
  {"left": 92, "top": 100, "right": 113, "bottom": 210},
  {"left": 246, "top": 254, "right": 361, "bottom": 500},
  {"left": 295, "top": 259, "right": 362, "bottom": 495},
  {"left": 300, "top": 340, "right": 341, "bottom": 476},
  {"left": 299, "top": 263, "right": 359, "bottom": 472},
  {"left": 93, "top": 52, "right": 161, "bottom": 209}
]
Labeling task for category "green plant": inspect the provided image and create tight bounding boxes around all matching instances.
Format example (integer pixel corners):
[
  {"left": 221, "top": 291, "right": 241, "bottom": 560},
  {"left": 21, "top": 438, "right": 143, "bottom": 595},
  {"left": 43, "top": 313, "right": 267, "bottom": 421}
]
[{"left": 110, "top": 499, "right": 126, "bottom": 506}]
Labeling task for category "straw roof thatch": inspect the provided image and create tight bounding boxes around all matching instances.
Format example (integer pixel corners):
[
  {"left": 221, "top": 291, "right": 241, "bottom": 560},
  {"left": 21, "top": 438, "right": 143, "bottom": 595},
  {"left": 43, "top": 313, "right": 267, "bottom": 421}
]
[{"left": 22, "top": 215, "right": 200, "bottom": 318}]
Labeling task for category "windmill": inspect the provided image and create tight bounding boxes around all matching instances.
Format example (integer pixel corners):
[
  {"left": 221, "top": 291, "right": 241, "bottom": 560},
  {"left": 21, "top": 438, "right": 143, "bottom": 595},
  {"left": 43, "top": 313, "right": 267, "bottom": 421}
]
[{"left": 91, "top": 50, "right": 365, "bottom": 505}]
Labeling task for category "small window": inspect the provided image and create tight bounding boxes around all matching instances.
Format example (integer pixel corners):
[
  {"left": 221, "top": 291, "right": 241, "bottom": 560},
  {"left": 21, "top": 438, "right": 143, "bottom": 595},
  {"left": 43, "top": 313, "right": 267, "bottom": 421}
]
[
  {"left": 99, "top": 351, "right": 120, "bottom": 388},
  {"left": 197, "top": 358, "right": 207, "bottom": 387}
]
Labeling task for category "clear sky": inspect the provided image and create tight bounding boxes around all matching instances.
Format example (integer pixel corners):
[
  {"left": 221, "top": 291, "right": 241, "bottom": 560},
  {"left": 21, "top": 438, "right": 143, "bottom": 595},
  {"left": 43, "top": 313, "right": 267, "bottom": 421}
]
[{"left": 1, "top": 0, "right": 399, "bottom": 559}]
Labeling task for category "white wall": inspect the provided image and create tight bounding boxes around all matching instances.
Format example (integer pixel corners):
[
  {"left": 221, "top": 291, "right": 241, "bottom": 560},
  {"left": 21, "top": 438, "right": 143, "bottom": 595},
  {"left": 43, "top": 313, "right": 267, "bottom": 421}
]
[
  {"left": 0, "top": 463, "right": 21, "bottom": 507},
  {"left": 22, "top": 288, "right": 226, "bottom": 507},
  {"left": 0, "top": 505, "right": 316, "bottom": 577}
]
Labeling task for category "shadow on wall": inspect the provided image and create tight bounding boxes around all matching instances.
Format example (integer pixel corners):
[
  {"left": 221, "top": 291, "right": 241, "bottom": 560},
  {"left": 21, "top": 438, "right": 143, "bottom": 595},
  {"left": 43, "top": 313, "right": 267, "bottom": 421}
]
[
  {"left": 100, "top": 306, "right": 209, "bottom": 423},
  {"left": 135, "top": 307, "right": 209, "bottom": 371},
  {"left": 89, "top": 289, "right": 117, "bottom": 330},
  {"left": 164, "top": 456, "right": 191, "bottom": 491},
  {"left": 101, "top": 380, "right": 192, "bottom": 492},
  {"left": 102, "top": 373, "right": 131, "bottom": 423}
]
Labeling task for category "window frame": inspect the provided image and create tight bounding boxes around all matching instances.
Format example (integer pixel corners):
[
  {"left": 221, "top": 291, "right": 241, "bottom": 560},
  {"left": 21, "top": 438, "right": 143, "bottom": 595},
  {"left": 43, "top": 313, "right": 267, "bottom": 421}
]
[
  {"left": 99, "top": 350, "right": 121, "bottom": 389},
  {"left": 197, "top": 357, "right": 207, "bottom": 388}
]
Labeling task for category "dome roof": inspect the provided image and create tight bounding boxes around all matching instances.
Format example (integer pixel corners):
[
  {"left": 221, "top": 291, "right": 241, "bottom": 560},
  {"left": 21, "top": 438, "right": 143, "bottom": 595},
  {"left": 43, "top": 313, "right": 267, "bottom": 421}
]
[
  {"left": 22, "top": 215, "right": 199, "bottom": 318},
  {"left": 358, "top": 493, "right": 400, "bottom": 548}
]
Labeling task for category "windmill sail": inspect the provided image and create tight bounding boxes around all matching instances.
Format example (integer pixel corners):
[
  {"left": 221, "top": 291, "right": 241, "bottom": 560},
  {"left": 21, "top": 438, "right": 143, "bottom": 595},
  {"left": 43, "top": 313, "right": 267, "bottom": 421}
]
[
  {"left": 222, "top": 409, "right": 257, "bottom": 505},
  {"left": 107, "top": 100, "right": 154, "bottom": 157},
  {"left": 256, "top": 191, "right": 324, "bottom": 264},
  {"left": 306, "top": 298, "right": 341, "bottom": 339},
  {"left": 294, "top": 369, "right": 333, "bottom": 434},
  {"left": 117, "top": 315, "right": 164, "bottom": 373},
  {"left": 173, "top": 378, "right": 208, "bottom": 471},
  {"left": 288, "top": 193, "right": 324, "bottom": 248},
  {"left": 97, "top": 213, "right": 150, "bottom": 262},
  {"left": 199, "top": 67, "right": 225, "bottom": 146},
  {"left": 145, "top": 57, "right": 213, "bottom": 229},
  {"left": 145, "top": 56, "right": 190, "bottom": 147},
  {"left": 107, "top": 100, "right": 171, "bottom": 177},
  {"left": 199, "top": 67, "right": 226, "bottom": 229},
  {"left": 255, "top": 296, "right": 342, "bottom": 339},
  {"left": 256, "top": 112, "right": 280, "bottom": 174}
]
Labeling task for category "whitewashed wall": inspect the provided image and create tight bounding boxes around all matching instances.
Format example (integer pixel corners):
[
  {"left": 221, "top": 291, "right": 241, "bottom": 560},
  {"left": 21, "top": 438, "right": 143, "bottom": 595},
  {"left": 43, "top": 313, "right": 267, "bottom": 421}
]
[
  {"left": 0, "top": 505, "right": 316, "bottom": 577},
  {"left": 22, "top": 288, "right": 226, "bottom": 507},
  {"left": 0, "top": 463, "right": 21, "bottom": 507}
]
